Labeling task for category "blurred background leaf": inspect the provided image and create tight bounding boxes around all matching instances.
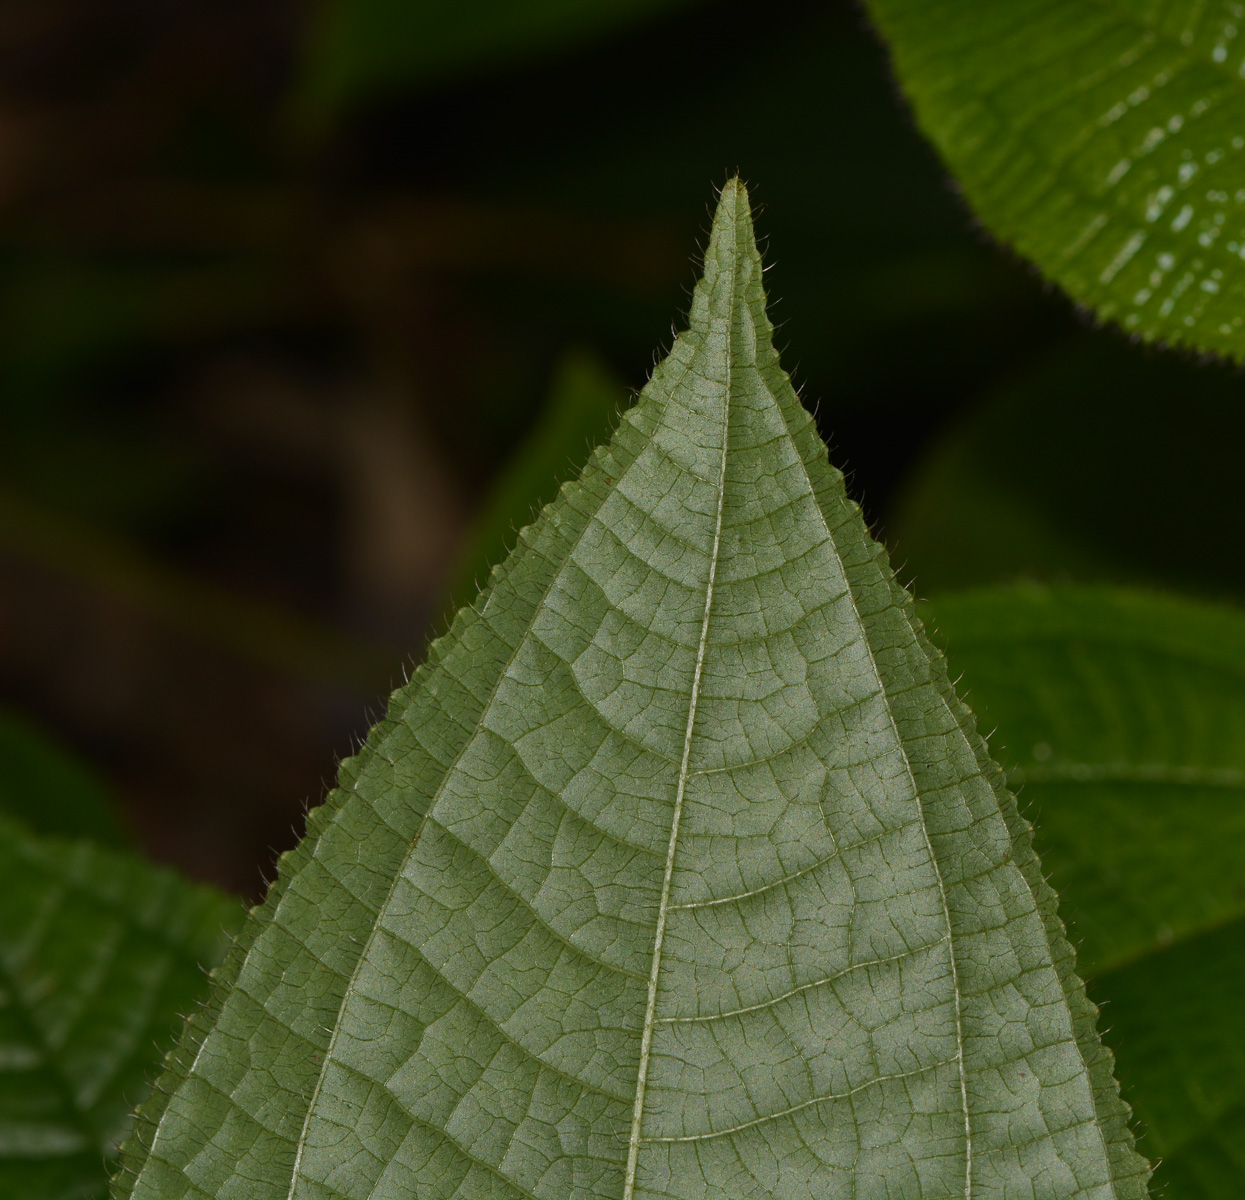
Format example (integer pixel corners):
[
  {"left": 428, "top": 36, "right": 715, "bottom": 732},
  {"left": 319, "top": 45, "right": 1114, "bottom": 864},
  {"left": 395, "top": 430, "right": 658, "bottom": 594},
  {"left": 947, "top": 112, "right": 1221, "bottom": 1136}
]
[
  {"left": 0, "top": 815, "right": 240, "bottom": 1199},
  {"left": 0, "top": 709, "right": 127, "bottom": 845},
  {"left": 0, "top": 3, "right": 1242, "bottom": 1192},
  {"left": 890, "top": 333, "right": 1245, "bottom": 599},
  {"left": 0, "top": 0, "right": 1070, "bottom": 892},
  {"left": 927, "top": 585, "right": 1245, "bottom": 1199}
]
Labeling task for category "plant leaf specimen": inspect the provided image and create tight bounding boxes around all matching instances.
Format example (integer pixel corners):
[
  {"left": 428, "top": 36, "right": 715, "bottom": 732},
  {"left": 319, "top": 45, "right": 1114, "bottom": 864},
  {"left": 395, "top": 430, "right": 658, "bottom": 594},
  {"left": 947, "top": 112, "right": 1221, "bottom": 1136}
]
[{"left": 114, "top": 181, "right": 1149, "bottom": 1200}]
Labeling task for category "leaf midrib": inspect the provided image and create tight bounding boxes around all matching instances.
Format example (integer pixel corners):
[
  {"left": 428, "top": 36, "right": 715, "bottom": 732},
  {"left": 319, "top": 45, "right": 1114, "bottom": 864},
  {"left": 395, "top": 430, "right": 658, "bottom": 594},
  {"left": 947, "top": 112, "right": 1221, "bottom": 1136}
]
[
  {"left": 622, "top": 208, "right": 736, "bottom": 1200},
  {"left": 278, "top": 302, "right": 707, "bottom": 1200}
]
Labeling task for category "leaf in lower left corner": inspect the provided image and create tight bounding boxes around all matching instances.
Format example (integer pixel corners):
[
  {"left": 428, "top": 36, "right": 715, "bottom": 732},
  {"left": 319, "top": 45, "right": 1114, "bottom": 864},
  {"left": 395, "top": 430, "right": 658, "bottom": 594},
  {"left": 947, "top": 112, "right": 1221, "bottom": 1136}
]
[{"left": 0, "top": 817, "right": 241, "bottom": 1200}]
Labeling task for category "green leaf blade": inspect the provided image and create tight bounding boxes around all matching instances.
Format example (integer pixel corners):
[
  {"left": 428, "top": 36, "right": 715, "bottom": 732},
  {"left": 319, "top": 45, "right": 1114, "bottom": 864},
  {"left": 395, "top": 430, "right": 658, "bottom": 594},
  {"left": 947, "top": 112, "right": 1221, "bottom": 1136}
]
[
  {"left": 923, "top": 583, "right": 1245, "bottom": 1198},
  {"left": 1097, "top": 920, "right": 1245, "bottom": 1198},
  {"left": 864, "top": 0, "right": 1245, "bottom": 357},
  {"left": 0, "top": 817, "right": 239, "bottom": 1200},
  {"left": 116, "top": 181, "right": 1148, "bottom": 1199},
  {"left": 922, "top": 584, "right": 1245, "bottom": 975}
]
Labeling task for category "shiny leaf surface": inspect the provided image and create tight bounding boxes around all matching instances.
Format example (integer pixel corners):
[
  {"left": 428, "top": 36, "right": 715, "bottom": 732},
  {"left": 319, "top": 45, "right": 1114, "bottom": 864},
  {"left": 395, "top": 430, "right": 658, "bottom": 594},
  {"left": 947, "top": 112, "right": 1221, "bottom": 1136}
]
[{"left": 866, "top": 0, "right": 1245, "bottom": 356}]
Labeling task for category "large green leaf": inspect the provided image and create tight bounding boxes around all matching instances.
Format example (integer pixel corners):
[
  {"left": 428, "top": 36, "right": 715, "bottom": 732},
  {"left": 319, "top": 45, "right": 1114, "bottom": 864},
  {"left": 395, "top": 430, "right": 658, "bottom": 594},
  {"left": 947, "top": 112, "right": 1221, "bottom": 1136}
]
[
  {"left": 114, "top": 181, "right": 1148, "bottom": 1199},
  {"left": 0, "top": 815, "right": 240, "bottom": 1199},
  {"left": 926, "top": 585, "right": 1245, "bottom": 1198},
  {"left": 864, "top": 0, "right": 1245, "bottom": 357}
]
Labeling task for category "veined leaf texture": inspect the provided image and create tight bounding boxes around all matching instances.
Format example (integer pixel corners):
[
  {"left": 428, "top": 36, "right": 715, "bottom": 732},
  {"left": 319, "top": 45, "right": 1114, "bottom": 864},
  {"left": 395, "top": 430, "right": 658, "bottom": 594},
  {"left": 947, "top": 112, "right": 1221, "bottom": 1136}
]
[
  {"left": 0, "top": 815, "right": 239, "bottom": 1200},
  {"left": 864, "top": 0, "right": 1245, "bottom": 359},
  {"left": 925, "top": 586, "right": 1245, "bottom": 1198},
  {"left": 113, "top": 181, "right": 1150, "bottom": 1200}
]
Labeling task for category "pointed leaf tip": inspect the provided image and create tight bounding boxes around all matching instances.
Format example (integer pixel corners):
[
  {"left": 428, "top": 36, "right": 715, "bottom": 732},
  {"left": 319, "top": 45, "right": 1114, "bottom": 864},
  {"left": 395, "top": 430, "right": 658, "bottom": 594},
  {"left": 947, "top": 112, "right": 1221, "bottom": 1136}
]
[
  {"left": 703, "top": 175, "right": 754, "bottom": 277},
  {"left": 712, "top": 174, "right": 748, "bottom": 224},
  {"left": 114, "top": 183, "right": 1149, "bottom": 1200}
]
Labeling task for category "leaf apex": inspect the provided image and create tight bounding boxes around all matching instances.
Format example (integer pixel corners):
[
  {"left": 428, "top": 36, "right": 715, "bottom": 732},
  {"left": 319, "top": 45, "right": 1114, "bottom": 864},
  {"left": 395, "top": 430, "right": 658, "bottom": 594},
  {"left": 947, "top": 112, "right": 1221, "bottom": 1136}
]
[{"left": 705, "top": 175, "right": 755, "bottom": 268}]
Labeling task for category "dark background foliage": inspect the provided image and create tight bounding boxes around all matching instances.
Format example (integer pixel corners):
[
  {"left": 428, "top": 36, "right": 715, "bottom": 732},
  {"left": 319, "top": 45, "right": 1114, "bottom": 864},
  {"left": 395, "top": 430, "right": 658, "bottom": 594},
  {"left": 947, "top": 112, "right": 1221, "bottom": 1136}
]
[{"left": 1, "top": 0, "right": 1236, "bottom": 896}]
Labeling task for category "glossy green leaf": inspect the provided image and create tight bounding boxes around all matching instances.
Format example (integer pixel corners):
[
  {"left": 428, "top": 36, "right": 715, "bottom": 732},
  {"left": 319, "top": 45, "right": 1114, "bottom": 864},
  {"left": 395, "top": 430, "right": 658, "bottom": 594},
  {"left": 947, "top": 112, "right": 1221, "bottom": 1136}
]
[
  {"left": 925, "top": 584, "right": 1245, "bottom": 1198},
  {"left": 0, "top": 708, "right": 127, "bottom": 845},
  {"left": 0, "top": 815, "right": 240, "bottom": 1199},
  {"left": 114, "top": 181, "right": 1147, "bottom": 1200},
  {"left": 296, "top": 0, "right": 702, "bottom": 124},
  {"left": 865, "top": 0, "right": 1245, "bottom": 357}
]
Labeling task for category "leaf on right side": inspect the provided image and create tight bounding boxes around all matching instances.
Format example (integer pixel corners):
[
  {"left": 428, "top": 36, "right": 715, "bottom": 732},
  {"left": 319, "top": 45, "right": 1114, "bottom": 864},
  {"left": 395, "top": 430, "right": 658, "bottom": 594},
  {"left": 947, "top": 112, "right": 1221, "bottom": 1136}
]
[
  {"left": 926, "top": 584, "right": 1245, "bottom": 1198},
  {"left": 864, "top": 0, "right": 1245, "bottom": 357}
]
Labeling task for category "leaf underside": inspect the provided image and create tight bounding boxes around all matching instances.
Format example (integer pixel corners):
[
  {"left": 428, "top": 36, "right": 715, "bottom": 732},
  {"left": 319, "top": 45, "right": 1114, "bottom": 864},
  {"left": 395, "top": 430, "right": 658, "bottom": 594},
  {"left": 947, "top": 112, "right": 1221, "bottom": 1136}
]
[
  {"left": 114, "top": 181, "right": 1149, "bottom": 1200},
  {"left": 865, "top": 0, "right": 1245, "bottom": 359}
]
